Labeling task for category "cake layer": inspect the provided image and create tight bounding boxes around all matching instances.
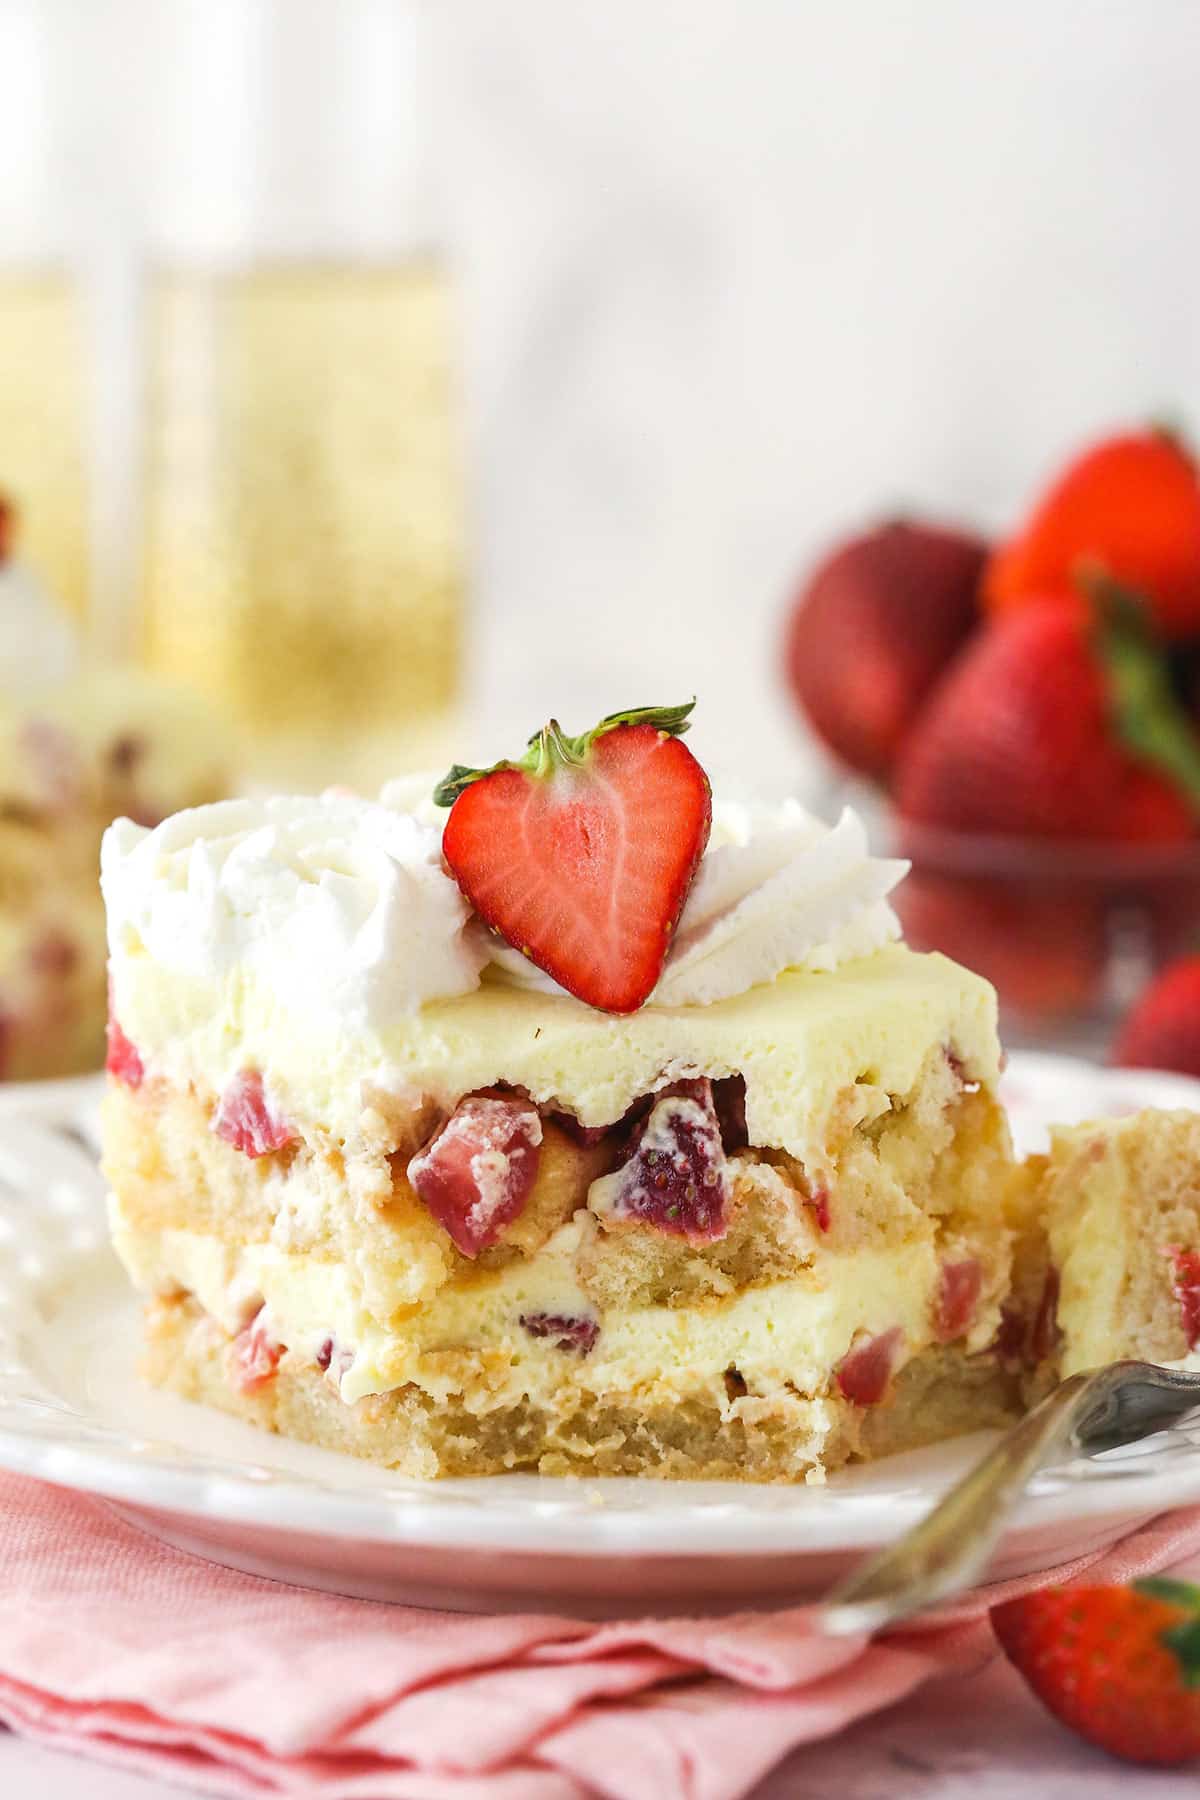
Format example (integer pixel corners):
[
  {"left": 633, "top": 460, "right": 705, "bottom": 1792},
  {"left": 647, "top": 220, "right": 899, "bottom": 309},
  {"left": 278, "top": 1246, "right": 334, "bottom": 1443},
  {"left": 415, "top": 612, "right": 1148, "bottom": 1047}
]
[
  {"left": 144, "top": 1292, "right": 1022, "bottom": 1481},
  {"left": 112, "top": 1202, "right": 1006, "bottom": 1410},
  {"left": 107, "top": 940, "right": 1000, "bottom": 1164}
]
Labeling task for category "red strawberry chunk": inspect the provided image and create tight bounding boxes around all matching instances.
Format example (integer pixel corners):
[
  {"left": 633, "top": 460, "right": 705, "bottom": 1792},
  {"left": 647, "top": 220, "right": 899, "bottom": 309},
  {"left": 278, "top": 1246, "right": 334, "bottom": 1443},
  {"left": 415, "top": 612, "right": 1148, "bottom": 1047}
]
[
  {"left": 105, "top": 1015, "right": 144, "bottom": 1088},
  {"left": 520, "top": 1311, "right": 600, "bottom": 1355},
  {"left": 1169, "top": 1249, "right": 1200, "bottom": 1349},
  {"left": 809, "top": 1180, "right": 832, "bottom": 1233},
  {"left": 835, "top": 1327, "right": 903, "bottom": 1406},
  {"left": 229, "top": 1310, "right": 283, "bottom": 1392},
  {"left": 315, "top": 1334, "right": 353, "bottom": 1381},
  {"left": 408, "top": 1092, "right": 542, "bottom": 1258},
  {"left": 214, "top": 1070, "right": 296, "bottom": 1158},
  {"left": 588, "top": 1081, "right": 729, "bottom": 1241},
  {"left": 934, "top": 1257, "right": 983, "bottom": 1342}
]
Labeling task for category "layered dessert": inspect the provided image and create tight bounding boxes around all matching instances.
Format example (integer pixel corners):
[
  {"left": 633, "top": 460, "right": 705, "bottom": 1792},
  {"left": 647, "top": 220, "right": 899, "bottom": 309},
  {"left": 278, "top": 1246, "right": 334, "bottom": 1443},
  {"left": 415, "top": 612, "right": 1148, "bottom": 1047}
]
[
  {"left": 100, "top": 702, "right": 1039, "bottom": 1481},
  {"left": 1, "top": 667, "right": 227, "bottom": 1080},
  {"left": 1025, "top": 1110, "right": 1200, "bottom": 1381}
]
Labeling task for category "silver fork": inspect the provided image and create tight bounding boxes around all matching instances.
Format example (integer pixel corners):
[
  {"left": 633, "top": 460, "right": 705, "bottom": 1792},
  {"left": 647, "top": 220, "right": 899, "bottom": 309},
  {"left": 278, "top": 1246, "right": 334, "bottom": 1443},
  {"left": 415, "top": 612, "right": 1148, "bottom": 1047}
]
[{"left": 816, "top": 1360, "right": 1200, "bottom": 1637}]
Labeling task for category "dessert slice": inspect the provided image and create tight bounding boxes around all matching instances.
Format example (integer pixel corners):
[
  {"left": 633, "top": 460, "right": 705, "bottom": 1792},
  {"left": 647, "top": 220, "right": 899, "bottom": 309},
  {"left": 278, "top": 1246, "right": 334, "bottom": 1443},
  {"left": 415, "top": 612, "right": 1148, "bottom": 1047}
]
[
  {"left": 1027, "top": 1109, "right": 1200, "bottom": 1380},
  {"left": 101, "top": 704, "right": 1025, "bottom": 1482},
  {"left": 0, "top": 668, "right": 227, "bottom": 1080}
]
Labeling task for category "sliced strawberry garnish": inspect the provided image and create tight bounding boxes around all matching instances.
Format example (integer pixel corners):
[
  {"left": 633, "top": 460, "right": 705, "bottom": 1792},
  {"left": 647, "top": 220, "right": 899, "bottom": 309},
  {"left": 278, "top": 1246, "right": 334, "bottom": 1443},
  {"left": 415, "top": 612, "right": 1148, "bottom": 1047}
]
[
  {"left": 835, "top": 1327, "right": 903, "bottom": 1406},
  {"left": 519, "top": 1312, "right": 600, "bottom": 1355},
  {"left": 587, "top": 1080, "right": 729, "bottom": 1241},
  {"left": 229, "top": 1309, "right": 283, "bottom": 1392},
  {"left": 408, "top": 1091, "right": 542, "bottom": 1258},
  {"left": 435, "top": 703, "right": 711, "bottom": 1014},
  {"left": 105, "top": 1015, "right": 144, "bottom": 1088},
  {"left": 1169, "top": 1248, "right": 1200, "bottom": 1349},
  {"left": 214, "top": 1070, "right": 296, "bottom": 1159},
  {"left": 934, "top": 1257, "right": 983, "bottom": 1342}
]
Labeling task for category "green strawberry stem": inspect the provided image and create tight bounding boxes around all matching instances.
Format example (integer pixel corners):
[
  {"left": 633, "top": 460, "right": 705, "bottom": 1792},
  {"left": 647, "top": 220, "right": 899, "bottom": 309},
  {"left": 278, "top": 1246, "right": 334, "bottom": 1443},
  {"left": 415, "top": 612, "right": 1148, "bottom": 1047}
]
[
  {"left": 1084, "top": 573, "right": 1200, "bottom": 813},
  {"left": 434, "top": 701, "right": 697, "bottom": 807},
  {"left": 1136, "top": 1579, "right": 1200, "bottom": 1689}
]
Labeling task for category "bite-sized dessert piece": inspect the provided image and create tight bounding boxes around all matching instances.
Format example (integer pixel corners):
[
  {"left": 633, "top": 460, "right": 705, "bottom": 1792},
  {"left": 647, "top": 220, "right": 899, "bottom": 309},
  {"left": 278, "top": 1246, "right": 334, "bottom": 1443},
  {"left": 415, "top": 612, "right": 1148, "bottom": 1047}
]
[
  {"left": 0, "top": 667, "right": 228, "bottom": 1080},
  {"left": 102, "top": 701, "right": 1027, "bottom": 1482},
  {"left": 1026, "top": 1109, "right": 1200, "bottom": 1381}
]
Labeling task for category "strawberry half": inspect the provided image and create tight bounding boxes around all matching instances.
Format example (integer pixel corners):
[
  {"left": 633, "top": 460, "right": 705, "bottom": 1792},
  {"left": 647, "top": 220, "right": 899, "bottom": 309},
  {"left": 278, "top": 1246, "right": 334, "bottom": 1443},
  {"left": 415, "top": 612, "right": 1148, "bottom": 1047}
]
[
  {"left": 993, "top": 1579, "right": 1200, "bottom": 1766},
  {"left": 435, "top": 703, "right": 711, "bottom": 1014}
]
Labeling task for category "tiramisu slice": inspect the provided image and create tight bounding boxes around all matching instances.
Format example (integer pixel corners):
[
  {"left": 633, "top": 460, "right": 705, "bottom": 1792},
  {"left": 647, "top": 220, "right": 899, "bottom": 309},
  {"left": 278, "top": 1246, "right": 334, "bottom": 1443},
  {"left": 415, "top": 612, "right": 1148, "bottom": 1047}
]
[{"left": 102, "top": 702, "right": 1024, "bottom": 1480}]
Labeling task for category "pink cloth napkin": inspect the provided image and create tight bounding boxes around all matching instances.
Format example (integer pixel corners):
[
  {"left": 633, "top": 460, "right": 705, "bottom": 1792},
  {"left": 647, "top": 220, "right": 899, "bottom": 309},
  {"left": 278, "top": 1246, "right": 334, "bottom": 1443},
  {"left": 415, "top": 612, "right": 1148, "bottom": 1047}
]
[{"left": 1, "top": 1473, "right": 1198, "bottom": 1800}]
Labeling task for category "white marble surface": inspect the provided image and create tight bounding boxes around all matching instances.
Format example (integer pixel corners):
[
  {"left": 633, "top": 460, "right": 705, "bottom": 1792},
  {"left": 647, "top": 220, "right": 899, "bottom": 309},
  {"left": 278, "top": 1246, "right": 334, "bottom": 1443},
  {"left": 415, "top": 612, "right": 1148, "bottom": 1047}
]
[
  {"left": 2, "top": 1652, "right": 1189, "bottom": 1797},
  {"left": 436, "top": 1, "right": 1200, "bottom": 787}
]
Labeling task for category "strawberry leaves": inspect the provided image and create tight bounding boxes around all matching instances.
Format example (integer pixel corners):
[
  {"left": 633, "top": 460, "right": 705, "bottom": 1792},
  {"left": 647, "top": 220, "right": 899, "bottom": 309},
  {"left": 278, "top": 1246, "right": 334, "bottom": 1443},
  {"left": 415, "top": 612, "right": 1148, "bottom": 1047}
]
[{"left": 433, "top": 702, "right": 698, "bottom": 807}]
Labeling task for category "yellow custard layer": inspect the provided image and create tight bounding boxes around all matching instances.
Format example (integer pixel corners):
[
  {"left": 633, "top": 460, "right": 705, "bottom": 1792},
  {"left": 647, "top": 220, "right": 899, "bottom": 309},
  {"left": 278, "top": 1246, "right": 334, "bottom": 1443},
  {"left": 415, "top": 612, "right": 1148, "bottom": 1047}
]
[
  {"left": 110, "top": 942, "right": 1001, "bottom": 1163},
  {"left": 110, "top": 1198, "right": 999, "bottom": 1409}
]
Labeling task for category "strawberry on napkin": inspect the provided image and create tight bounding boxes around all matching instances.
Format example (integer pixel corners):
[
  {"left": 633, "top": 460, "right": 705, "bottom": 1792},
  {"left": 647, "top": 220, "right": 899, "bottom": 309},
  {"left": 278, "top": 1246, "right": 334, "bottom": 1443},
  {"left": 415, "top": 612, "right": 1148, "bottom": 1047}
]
[{"left": 2, "top": 1472, "right": 1200, "bottom": 1799}]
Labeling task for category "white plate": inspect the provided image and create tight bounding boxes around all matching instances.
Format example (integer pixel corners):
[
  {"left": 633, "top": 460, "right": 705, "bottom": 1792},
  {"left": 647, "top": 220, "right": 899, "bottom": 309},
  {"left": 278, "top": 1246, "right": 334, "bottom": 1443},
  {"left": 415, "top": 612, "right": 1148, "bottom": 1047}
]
[{"left": 0, "top": 1054, "right": 1198, "bottom": 1616}]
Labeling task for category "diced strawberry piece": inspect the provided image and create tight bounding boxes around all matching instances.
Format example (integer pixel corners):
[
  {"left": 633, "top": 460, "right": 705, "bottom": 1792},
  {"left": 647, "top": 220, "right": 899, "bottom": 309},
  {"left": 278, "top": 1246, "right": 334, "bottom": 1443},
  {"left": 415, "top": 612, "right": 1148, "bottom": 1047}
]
[
  {"left": 935, "top": 1257, "right": 983, "bottom": 1342},
  {"left": 1169, "top": 1249, "right": 1200, "bottom": 1350},
  {"left": 229, "top": 1310, "right": 283, "bottom": 1392},
  {"left": 809, "top": 1180, "right": 832, "bottom": 1233},
  {"left": 994, "top": 1302, "right": 1028, "bottom": 1367},
  {"left": 314, "top": 1334, "right": 353, "bottom": 1380},
  {"left": 835, "top": 1327, "right": 903, "bottom": 1406},
  {"left": 547, "top": 1108, "right": 612, "bottom": 1148},
  {"left": 408, "top": 1091, "right": 542, "bottom": 1258},
  {"left": 519, "top": 1311, "right": 600, "bottom": 1355},
  {"left": 105, "top": 1015, "right": 144, "bottom": 1088},
  {"left": 587, "top": 1081, "right": 729, "bottom": 1241},
  {"left": 214, "top": 1070, "right": 297, "bottom": 1159},
  {"left": 31, "top": 931, "right": 77, "bottom": 977}
]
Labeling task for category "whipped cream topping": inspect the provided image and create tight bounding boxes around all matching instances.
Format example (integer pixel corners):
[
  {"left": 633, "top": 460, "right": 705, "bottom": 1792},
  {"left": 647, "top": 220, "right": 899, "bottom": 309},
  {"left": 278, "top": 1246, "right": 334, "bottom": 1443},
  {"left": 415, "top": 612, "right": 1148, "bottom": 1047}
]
[
  {"left": 479, "top": 799, "right": 906, "bottom": 1008},
  {"left": 101, "top": 794, "right": 486, "bottom": 1029},
  {"left": 103, "top": 786, "right": 907, "bottom": 1029}
]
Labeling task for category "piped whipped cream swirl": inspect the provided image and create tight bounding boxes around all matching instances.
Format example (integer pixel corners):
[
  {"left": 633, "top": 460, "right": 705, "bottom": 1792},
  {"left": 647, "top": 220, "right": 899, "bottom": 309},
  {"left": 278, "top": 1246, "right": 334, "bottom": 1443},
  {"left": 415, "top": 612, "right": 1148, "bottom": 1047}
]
[
  {"left": 479, "top": 799, "right": 906, "bottom": 1007},
  {"left": 102, "top": 788, "right": 907, "bottom": 1029},
  {"left": 101, "top": 794, "right": 486, "bottom": 1029}
]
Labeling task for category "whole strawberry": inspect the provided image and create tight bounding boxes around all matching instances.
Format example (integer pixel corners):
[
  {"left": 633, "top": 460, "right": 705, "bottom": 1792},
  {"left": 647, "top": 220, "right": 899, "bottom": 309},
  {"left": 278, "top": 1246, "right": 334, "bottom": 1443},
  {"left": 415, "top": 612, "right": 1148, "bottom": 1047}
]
[
  {"left": 993, "top": 1579, "right": 1200, "bottom": 1767},
  {"left": 784, "top": 519, "right": 986, "bottom": 781},
  {"left": 435, "top": 702, "right": 711, "bottom": 1014},
  {"left": 985, "top": 427, "right": 1200, "bottom": 639},
  {"left": 1112, "top": 955, "right": 1200, "bottom": 1076},
  {"left": 894, "top": 593, "right": 1200, "bottom": 841}
]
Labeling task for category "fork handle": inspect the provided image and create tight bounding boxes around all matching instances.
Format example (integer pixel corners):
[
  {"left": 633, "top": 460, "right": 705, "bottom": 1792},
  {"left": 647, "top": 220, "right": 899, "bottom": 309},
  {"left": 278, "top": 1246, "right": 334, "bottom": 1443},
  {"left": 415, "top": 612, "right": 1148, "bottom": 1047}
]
[{"left": 816, "top": 1362, "right": 1186, "bottom": 1637}]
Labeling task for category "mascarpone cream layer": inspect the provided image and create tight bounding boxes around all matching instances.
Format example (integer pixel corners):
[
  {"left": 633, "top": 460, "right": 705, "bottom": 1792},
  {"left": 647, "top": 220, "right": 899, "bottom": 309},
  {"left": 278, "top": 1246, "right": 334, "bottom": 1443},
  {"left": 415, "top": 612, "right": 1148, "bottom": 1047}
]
[
  {"left": 107, "top": 941, "right": 1001, "bottom": 1163},
  {"left": 110, "top": 1200, "right": 967, "bottom": 1409}
]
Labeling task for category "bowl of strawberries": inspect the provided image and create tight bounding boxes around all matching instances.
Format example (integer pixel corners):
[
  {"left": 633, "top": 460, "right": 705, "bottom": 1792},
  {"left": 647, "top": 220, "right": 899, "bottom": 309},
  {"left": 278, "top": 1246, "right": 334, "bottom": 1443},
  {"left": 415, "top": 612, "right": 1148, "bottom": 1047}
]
[{"left": 784, "top": 426, "right": 1200, "bottom": 1052}]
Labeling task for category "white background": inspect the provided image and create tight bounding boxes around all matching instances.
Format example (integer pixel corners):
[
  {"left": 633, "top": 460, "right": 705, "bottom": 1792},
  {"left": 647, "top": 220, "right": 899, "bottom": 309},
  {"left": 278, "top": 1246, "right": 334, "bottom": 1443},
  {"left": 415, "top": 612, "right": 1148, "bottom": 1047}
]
[{"left": 6, "top": 1, "right": 1200, "bottom": 781}]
